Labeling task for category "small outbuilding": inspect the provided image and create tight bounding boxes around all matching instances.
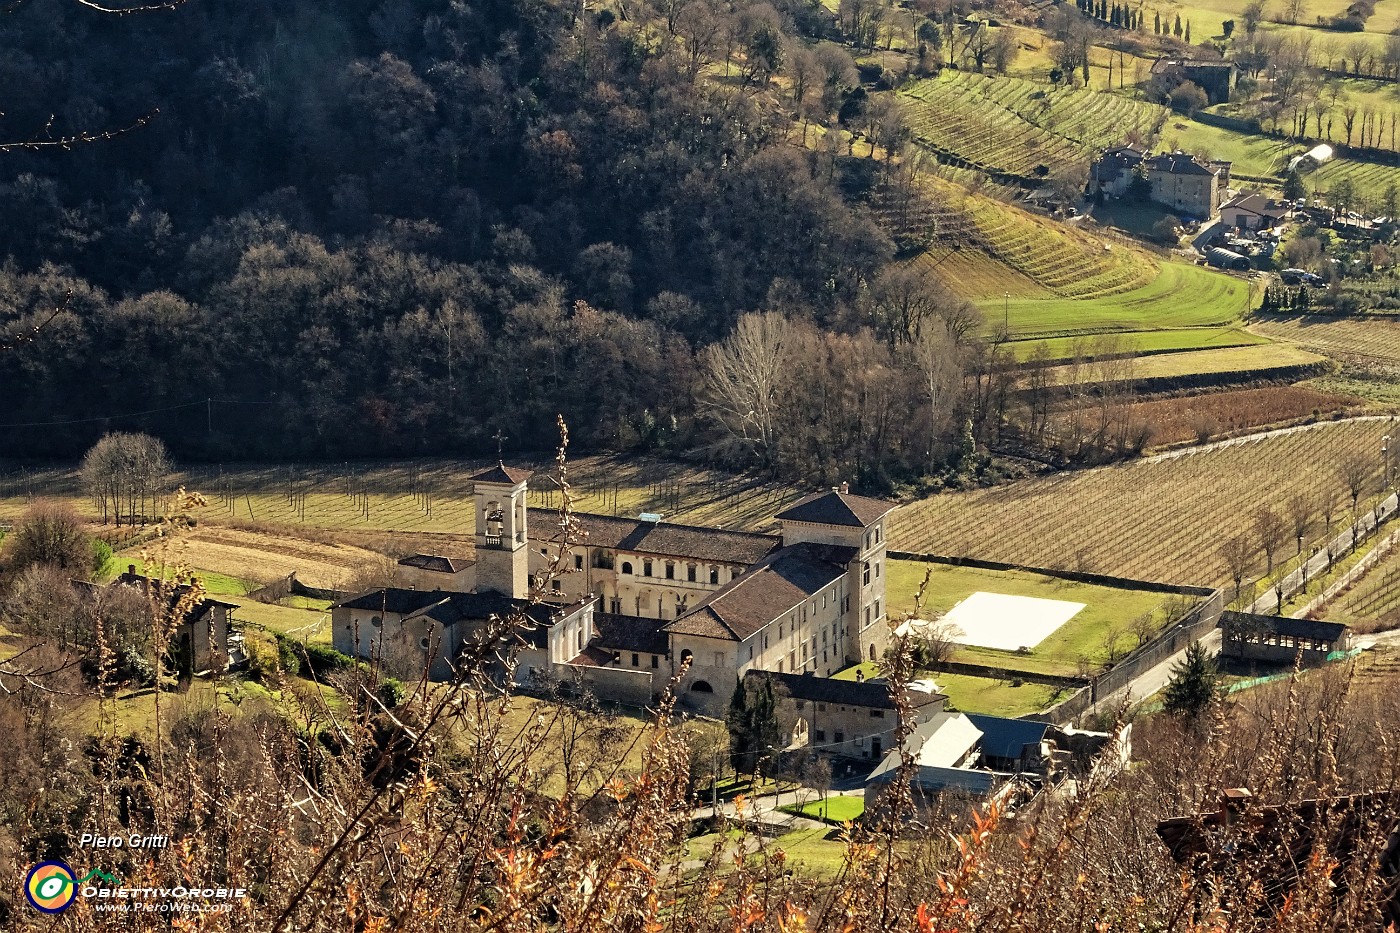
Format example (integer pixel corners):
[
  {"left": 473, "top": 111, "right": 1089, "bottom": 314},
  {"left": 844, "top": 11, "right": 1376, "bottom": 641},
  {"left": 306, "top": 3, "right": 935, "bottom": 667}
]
[
  {"left": 1206, "top": 247, "right": 1251, "bottom": 271},
  {"left": 1220, "top": 610, "right": 1351, "bottom": 666}
]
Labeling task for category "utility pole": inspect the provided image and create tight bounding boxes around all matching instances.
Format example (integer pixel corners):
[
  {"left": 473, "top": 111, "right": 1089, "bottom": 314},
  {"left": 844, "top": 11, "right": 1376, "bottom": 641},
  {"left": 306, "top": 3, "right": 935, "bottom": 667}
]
[{"left": 207, "top": 397, "right": 212, "bottom": 435}]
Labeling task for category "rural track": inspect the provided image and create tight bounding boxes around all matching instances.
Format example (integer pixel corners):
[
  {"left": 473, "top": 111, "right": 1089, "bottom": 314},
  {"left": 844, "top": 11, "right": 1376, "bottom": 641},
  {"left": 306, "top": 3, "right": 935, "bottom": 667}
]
[{"left": 1088, "top": 486, "right": 1400, "bottom": 717}]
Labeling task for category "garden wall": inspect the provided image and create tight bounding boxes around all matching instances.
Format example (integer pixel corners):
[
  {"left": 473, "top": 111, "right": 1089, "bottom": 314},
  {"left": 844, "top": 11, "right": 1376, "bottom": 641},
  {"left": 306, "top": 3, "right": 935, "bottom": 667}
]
[{"left": 889, "top": 552, "right": 1223, "bottom": 725}]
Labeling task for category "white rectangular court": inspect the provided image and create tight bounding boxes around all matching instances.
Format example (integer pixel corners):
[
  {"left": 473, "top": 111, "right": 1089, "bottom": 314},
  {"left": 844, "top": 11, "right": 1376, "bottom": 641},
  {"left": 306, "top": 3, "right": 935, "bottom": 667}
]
[{"left": 941, "top": 591, "right": 1085, "bottom": 652}]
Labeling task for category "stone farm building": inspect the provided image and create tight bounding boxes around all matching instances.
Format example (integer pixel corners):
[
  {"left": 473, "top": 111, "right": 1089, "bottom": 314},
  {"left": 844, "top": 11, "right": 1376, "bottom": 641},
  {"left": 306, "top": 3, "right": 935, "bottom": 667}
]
[
  {"left": 1091, "top": 146, "right": 1231, "bottom": 220},
  {"left": 76, "top": 566, "right": 236, "bottom": 674},
  {"left": 1150, "top": 58, "right": 1237, "bottom": 105},
  {"left": 333, "top": 463, "right": 897, "bottom": 715}
]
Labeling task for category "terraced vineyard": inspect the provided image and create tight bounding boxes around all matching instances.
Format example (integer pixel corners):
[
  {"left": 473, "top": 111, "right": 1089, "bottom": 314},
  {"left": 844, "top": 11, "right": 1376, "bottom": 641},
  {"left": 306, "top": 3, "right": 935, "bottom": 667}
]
[
  {"left": 1038, "top": 344, "right": 1324, "bottom": 386},
  {"left": 993, "top": 261, "right": 1249, "bottom": 339},
  {"left": 1253, "top": 314, "right": 1400, "bottom": 366},
  {"left": 900, "top": 73, "right": 1167, "bottom": 182},
  {"left": 1308, "top": 158, "right": 1400, "bottom": 199},
  {"left": 890, "top": 419, "right": 1395, "bottom": 588},
  {"left": 885, "top": 174, "right": 1160, "bottom": 302}
]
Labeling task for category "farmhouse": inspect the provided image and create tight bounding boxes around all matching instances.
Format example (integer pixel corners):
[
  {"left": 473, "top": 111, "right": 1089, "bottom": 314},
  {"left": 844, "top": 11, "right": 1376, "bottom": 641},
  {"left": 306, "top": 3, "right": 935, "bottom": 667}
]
[
  {"left": 1088, "top": 143, "right": 1145, "bottom": 197},
  {"left": 1144, "top": 151, "right": 1231, "bottom": 220},
  {"left": 863, "top": 711, "right": 1126, "bottom": 816},
  {"left": 333, "top": 463, "right": 897, "bottom": 715},
  {"left": 1221, "top": 191, "right": 1290, "bottom": 230},
  {"left": 1090, "top": 146, "right": 1231, "bottom": 219},
  {"left": 1150, "top": 58, "right": 1237, "bottom": 105},
  {"left": 1220, "top": 610, "right": 1351, "bottom": 666},
  {"left": 746, "top": 669, "right": 948, "bottom": 763},
  {"left": 107, "top": 566, "right": 235, "bottom": 674}
]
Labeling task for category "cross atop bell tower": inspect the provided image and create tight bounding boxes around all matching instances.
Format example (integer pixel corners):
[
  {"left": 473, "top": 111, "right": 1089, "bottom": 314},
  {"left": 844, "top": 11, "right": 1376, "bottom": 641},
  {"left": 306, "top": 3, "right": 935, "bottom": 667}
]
[{"left": 471, "top": 460, "right": 531, "bottom": 598}]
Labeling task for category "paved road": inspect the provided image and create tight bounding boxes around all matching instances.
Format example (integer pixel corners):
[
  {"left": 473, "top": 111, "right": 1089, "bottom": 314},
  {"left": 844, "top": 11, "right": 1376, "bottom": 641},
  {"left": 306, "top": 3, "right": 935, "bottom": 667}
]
[{"left": 1088, "top": 489, "right": 1400, "bottom": 716}]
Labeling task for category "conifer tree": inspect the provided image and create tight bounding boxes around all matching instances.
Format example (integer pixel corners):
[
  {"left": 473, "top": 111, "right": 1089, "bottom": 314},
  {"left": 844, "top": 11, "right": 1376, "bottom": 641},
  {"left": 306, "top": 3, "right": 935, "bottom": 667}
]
[
  {"left": 1163, "top": 641, "right": 1220, "bottom": 718},
  {"left": 1184, "top": 20, "right": 1191, "bottom": 41},
  {"left": 1155, "top": 9, "right": 1162, "bottom": 32}
]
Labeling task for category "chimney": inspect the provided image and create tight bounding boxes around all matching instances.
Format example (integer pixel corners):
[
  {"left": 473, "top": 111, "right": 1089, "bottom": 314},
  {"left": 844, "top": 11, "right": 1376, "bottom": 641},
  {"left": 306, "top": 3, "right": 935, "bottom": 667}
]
[
  {"left": 839, "top": 482, "right": 849, "bottom": 495},
  {"left": 1221, "top": 787, "right": 1252, "bottom": 826},
  {"left": 128, "top": 564, "right": 136, "bottom": 576}
]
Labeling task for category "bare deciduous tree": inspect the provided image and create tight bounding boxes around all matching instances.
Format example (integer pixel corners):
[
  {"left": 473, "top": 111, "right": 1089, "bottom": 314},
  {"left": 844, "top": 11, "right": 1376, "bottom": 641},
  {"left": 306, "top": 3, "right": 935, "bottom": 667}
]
[
  {"left": 699, "top": 311, "right": 794, "bottom": 467},
  {"left": 81, "top": 432, "right": 171, "bottom": 525}
]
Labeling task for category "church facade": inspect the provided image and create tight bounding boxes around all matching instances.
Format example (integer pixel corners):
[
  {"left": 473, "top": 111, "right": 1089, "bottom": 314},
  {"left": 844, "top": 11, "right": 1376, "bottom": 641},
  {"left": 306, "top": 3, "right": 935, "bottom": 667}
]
[{"left": 331, "top": 463, "right": 895, "bottom": 715}]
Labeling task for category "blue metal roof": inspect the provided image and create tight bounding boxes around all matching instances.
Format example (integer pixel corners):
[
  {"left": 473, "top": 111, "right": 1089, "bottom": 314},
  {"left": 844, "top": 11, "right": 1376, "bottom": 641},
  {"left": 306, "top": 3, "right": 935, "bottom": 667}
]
[{"left": 966, "top": 714, "right": 1050, "bottom": 762}]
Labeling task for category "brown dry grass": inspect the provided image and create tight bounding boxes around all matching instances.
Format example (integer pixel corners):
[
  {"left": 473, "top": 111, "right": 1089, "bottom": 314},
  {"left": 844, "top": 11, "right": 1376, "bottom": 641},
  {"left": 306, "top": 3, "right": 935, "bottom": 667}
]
[{"left": 1084, "top": 385, "right": 1369, "bottom": 448}]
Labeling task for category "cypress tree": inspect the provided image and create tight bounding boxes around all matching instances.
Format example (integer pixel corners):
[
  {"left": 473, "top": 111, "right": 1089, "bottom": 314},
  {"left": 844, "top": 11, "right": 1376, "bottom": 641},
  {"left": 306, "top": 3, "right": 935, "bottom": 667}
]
[
  {"left": 1155, "top": 9, "right": 1162, "bottom": 32},
  {"left": 1174, "top": 13, "right": 1183, "bottom": 35},
  {"left": 726, "top": 678, "right": 752, "bottom": 776},
  {"left": 1185, "top": 20, "right": 1191, "bottom": 41}
]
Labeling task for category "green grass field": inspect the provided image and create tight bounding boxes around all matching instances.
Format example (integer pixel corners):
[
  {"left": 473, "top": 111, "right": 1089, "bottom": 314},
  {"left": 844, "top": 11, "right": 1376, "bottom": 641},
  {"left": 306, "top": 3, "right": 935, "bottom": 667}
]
[
  {"left": 107, "top": 556, "right": 254, "bottom": 596},
  {"left": 989, "top": 262, "right": 1250, "bottom": 340},
  {"left": 1159, "top": 118, "right": 1293, "bottom": 182},
  {"left": 1005, "top": 325, "right": 1271, "bottom": 362},
  {"left": 781, "top": 795, "right": 866, "bottom": 824},
  {"left": 885, "top": 560, "right": 1173, "bottom": 676},
  {"left": 832, "top": 662, "right": 1063, "bottom": 717}
]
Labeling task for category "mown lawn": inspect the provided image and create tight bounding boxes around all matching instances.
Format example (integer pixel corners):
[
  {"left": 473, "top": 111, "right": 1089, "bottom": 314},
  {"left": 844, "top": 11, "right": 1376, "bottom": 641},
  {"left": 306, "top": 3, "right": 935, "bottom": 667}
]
[
  {"left": 885, "top": 559, "right": 1171, "bottom": 676},
  {"left": 781, "top": 795, "right": 866, "bottom": 824},
  {"left": 1006, "top": 325, "right": 1271, "bottom": 363},
  {"left": 831, "top": 662, "right": 1063, "bottom": 717},
  {"left": 985, "top": 262, "right": 1250, "bottom": 340},
  {"left": 106, "top": 556, "right": 255, "bottom": 597}
]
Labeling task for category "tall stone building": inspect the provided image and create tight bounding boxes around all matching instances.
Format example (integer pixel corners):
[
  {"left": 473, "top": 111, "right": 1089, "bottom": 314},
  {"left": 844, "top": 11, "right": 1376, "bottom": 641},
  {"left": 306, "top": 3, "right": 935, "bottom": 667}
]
[{"left": 332, "top": 465, "right": 896, "bottom": 714}]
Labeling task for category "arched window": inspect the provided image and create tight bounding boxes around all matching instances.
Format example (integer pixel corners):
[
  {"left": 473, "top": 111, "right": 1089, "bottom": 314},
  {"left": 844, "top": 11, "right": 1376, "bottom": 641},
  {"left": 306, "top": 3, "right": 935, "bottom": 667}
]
[
  {"left": 868, "top": 644, "right": 876, "bottom": 661},
  {"left": 621, "top": 561, "right": 633, "bottom": 575},
  {"left": 690, "top": 680, "right": 714, "bottom": 693},
  {"left": 680, "top": 649, "right": 693, "bottom": 664},
  {"left": 643, "top": 560, "right": 653, "bottom": 577}
]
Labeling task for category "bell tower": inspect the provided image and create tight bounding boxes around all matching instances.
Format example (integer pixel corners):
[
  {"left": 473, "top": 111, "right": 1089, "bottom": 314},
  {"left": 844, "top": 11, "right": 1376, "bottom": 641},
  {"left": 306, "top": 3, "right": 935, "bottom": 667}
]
[{"left": 471, "top": 462, "right": 531, "bottom": 598}]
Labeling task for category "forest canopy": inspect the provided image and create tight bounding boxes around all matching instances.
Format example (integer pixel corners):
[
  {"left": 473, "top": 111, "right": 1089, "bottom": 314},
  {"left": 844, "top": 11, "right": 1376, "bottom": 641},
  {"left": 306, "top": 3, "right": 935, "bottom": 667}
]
[{"left": 0, "top": 0, "right": 993, "bottom": 487}]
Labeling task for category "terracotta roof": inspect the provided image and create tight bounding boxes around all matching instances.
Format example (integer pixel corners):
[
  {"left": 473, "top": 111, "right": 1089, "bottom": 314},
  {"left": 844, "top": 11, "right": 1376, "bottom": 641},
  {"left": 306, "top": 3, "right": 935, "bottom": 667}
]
[
  {"left": 528, "top": 509, "right": 780, "bottom": 565},
  {"left": 744, "top": 669, "right": 944, "bottom": 709},
  {"left": 471, "top": 462, "right": 532, "bottom": 485},
  {"left": 592, "top": 612, "right": 670, "bottom": 655},
  {"left": 664, "top": 543, "right": 855, "bottom": 641},
  {"left": 397, "top": 553, "right": 472, "bottom": 573},
  {"left": 775, "top": 490, "right": 896, "bottom": 528},
  {"left": 568, "top": 644, "right": 614, "bottom": 667}
]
